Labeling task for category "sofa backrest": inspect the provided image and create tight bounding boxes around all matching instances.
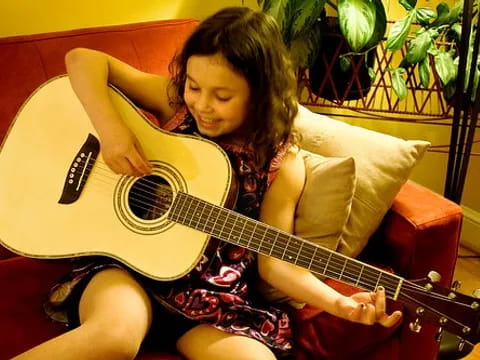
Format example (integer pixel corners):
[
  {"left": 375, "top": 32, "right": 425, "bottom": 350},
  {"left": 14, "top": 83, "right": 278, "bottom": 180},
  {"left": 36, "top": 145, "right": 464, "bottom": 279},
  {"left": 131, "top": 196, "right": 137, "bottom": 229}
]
[{"left": 0, "top": 19, "right": 199, "bottom": 144}]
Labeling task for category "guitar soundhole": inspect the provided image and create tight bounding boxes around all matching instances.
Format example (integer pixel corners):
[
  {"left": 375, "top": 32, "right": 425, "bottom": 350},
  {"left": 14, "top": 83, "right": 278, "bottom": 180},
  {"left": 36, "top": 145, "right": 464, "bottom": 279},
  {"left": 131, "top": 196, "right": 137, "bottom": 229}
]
[{"left": 128, "top": 175, "right": 172, "bottom": 220}]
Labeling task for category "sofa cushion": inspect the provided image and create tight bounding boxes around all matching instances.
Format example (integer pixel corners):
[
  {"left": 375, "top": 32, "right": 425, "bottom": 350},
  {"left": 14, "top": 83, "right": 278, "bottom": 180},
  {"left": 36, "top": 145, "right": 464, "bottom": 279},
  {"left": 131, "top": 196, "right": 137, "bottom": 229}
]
[
  {"left": 295, "top": 150, "right": 356, "bottom": 251},
  {"left": 294, "top": 105, "right": 430, "bottom": 258}
]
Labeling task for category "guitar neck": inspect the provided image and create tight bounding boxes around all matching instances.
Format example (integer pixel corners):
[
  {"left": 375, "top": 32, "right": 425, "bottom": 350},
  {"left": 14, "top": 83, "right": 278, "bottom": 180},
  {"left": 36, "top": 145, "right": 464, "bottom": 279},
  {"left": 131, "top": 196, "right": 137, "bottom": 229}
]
[{"left": 168, "top": 191, "right": 404, "bottom": 300}]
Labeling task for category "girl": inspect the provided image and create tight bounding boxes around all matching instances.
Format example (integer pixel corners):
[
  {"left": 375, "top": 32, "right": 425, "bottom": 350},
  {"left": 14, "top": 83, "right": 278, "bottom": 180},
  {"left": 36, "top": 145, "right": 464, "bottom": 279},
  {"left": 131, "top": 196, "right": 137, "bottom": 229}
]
[{"left": 14, "top": 7, "right": 401, "bottom": 360}]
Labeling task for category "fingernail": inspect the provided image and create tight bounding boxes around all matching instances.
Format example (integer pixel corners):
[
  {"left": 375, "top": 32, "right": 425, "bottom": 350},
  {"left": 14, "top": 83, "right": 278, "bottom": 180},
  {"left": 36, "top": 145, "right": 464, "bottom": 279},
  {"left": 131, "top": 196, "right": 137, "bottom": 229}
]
[{"left": 378, "top": 286, "right": 385, "bottom": 292}]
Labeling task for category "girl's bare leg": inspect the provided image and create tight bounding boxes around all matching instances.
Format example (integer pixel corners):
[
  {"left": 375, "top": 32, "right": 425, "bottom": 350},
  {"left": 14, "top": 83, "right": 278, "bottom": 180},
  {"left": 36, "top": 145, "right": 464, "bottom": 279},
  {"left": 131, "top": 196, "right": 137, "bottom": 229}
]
[{"left": 12, "top": 268, "right": 152, "bottom": 360}]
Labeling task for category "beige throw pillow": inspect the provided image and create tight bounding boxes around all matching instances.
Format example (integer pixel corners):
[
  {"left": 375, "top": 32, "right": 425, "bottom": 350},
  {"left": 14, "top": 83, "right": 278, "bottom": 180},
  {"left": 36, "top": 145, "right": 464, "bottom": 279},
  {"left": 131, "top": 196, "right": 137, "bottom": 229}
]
[
  {"left": 295, "top": 150, "right": 356, "bottom": 251},
  {"left": 294, "top": 105, "right": 430, "bottom": 257}
]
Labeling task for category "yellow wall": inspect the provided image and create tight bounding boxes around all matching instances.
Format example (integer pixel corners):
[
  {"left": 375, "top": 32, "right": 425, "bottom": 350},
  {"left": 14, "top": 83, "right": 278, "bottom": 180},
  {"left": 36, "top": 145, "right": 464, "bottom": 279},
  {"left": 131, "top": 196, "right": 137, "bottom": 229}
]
[{"left": 0, "top": 0, "right": 259, "bottom": 37}]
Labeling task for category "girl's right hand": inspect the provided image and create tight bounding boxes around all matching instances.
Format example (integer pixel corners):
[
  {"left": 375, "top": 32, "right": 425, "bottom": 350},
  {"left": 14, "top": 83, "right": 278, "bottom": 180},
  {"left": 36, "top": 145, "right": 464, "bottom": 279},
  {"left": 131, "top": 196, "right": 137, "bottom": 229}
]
[{"left": 100, "top": 123, "right": 152, "bottom": 177}]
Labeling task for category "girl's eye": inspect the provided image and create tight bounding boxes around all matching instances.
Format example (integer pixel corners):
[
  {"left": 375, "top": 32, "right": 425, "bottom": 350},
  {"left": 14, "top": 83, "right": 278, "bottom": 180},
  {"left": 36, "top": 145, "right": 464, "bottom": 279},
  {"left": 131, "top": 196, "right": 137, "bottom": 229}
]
[
  {"left": 216, "top": 95, "right": 231, "bottom": 102},
  {"left": 189, "top": 85, "right": 200, "bottom": 92}
]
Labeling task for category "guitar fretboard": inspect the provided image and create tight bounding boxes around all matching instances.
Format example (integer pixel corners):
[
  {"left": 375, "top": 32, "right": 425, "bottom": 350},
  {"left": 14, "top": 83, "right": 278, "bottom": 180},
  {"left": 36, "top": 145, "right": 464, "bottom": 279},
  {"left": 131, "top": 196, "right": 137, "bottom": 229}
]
[{"left": 168, "top": 191, "right": 403, "bottom": 299}]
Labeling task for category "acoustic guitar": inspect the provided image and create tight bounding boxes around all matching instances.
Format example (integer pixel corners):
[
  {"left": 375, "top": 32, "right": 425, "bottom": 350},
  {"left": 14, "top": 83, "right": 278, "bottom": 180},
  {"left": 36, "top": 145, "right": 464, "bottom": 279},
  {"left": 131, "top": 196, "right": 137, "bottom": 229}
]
[{"left": 0, "top": 76, "right": 479, "bottom": 347}]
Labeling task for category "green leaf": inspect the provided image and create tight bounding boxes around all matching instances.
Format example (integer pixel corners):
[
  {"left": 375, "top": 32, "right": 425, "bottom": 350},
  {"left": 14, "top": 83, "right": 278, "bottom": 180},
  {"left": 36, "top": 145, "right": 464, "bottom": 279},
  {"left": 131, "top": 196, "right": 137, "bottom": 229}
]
[
  {"left": 262, "top": 0, "right": 290, "bottom": 32},
  {"left": 392, "top": 68, "right": 408, "bottom": 99},
  {"left": 337, "top": 0, "right": 377, "bottom": 52},
  {"left": 368, "top": 66, "right": 376, "bottom": 83},
  {"left": 289, "top": 19, "right": 322, "bottom": 68},
  {"left": 364, "top": 0, "right": 387, "bottom": 50},
  {"left": 430, "top": 2, "right": 451, "bottom": 27},
  {"left": 386, "top": 11, "right": 415, "bottom": 51},
  {"left": 447, "top": 0, "right": 463, "bottom": 24},
  {"left": 434, "top": 51, "right": 456, "bottom": 85},
  {"left": 339, "top": 55, "right": 351, "bottom": 72},
  {"left": 442, "top": 81, "right": 457, "bottom": 100},
  {"left": 449, "top": 23, "right": 462, "bottom": 41},
  {"left": 415, "top": 8, "right": 436, "bottom": 25},
  {"left": 290, "top": 0, "right": 326, "bottom": 40},
  {"left": 399, "top": 0, "right": 417, "bottom": 11},
  {"left": 419, "top": 57, "right": 430, "bottom": 88},
  {"left": 406, "top": 30, "right": 433, "bottom": 64}
]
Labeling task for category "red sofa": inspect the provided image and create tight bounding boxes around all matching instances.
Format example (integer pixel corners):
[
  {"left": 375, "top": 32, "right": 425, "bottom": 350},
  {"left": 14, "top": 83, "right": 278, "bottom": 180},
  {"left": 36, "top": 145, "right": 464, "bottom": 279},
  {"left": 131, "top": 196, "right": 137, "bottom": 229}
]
[{"left": 0, "top": 19, "right": 463, "bottom": 360}]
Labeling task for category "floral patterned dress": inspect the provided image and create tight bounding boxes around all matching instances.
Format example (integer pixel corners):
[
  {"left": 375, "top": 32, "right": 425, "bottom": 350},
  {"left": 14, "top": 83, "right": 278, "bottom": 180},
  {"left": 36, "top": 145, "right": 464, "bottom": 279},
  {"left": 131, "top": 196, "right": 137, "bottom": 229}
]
[{"left": 44, "top": 111, "right": 294, "bottom": 357}]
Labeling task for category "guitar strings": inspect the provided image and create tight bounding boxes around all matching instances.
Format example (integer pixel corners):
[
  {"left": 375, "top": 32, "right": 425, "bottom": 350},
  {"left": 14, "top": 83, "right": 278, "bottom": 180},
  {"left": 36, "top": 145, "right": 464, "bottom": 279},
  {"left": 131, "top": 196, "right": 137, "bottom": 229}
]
[
  {"left": 82, "top": 160, "right": 467, "bottom": 304},
  {"left": 84, "top": 160, "right": 403, "bottom": 293},
  {"left": 84, "top": 160, "right": 421, "bottom": 296},
  {"left": 84, "top": 165, "right": 458, "bottom": 302}
]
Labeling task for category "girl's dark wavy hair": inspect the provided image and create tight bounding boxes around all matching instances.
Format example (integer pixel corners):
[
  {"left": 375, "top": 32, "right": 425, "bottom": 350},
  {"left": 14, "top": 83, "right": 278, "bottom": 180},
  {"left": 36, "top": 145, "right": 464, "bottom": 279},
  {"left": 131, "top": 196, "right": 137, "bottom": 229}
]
[{"left": 168, "top": 7, "right": 298, "bottom": 168}]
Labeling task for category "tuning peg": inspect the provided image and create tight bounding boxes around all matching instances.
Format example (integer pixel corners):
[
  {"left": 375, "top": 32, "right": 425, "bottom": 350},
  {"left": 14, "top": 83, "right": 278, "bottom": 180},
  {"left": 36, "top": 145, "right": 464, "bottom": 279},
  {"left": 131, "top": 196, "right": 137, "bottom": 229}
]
[
  {"left": 473, "top": 289, "right": 480, "bottom": 299},
  {"left": 428, "top": 271, "right": 441, "bottom": 283},
  {"left": 458, "top": 339, "right": 466, "bottom": 352},
  {"left": 435, "top": 327, "right": 444, "bottom": 342},
  {"left": 451, "top": 280, "right": 462, "bottom": 291},
  {"left": 409, "top": 318, "right": 422, "bottom": 333}
]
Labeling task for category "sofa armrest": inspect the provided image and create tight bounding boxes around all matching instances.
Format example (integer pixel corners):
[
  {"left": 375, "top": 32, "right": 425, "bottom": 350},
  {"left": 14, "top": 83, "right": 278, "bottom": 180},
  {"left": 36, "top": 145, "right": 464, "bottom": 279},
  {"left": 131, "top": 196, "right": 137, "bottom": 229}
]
[{"left": 361, "top": 181, "right": 462, "bottom": 287}]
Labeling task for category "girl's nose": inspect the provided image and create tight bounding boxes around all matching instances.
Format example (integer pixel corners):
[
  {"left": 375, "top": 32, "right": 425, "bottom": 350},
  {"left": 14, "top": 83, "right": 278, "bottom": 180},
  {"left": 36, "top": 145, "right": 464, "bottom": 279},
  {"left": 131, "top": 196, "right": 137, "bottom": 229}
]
[{"left": 196, "top": 93, "right": 213, "bottom": 113}]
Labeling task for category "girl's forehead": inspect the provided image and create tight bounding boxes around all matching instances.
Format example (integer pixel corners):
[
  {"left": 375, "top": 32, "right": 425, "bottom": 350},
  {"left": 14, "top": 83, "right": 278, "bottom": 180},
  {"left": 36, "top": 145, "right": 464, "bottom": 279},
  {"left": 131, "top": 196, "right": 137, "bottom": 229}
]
[{"left": 186, "top": 54, "right": 248, "bottom": 89}]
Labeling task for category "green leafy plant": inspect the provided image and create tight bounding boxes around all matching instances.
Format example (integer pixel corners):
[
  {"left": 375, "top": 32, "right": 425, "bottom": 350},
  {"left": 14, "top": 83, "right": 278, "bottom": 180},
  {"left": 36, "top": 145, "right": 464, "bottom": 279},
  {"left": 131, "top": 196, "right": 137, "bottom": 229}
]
[
  {"left": 385, "top": 0, "right": 479, "bottom": 101},
  {"left": 256, "top": 0, "right": 387, "bottom": 69}
]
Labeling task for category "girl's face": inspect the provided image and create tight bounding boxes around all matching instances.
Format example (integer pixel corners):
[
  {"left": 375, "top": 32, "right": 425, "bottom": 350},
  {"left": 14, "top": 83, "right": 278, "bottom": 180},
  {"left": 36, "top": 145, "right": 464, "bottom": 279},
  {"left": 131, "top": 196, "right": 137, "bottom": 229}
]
[{"left": 184, "top": 53, "right": 251, "bottom": 142}]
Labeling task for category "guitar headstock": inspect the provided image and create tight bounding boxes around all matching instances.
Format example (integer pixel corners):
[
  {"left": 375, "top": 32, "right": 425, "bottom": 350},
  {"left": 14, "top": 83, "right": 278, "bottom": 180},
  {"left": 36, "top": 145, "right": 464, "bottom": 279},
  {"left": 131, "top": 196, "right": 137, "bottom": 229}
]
[{"left": 400, "top": 276, "right": 480, "bottom": 346}]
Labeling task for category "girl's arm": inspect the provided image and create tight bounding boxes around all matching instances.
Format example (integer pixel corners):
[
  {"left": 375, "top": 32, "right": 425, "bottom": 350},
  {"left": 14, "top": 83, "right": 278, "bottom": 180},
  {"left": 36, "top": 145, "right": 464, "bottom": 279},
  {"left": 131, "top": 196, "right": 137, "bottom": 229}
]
[
  {"left": 65, "top": 48, "right": 174, "bottom": 176},
  {"left": 257, "top": 148, "right": 402, "bottom": 327}
]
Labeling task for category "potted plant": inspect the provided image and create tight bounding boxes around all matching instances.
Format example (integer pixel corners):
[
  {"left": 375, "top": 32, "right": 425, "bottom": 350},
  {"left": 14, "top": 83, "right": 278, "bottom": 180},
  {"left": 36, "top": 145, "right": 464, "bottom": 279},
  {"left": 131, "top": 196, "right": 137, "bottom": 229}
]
[{"left": 256, "top": 0, "right": 388, "bottom": 100}]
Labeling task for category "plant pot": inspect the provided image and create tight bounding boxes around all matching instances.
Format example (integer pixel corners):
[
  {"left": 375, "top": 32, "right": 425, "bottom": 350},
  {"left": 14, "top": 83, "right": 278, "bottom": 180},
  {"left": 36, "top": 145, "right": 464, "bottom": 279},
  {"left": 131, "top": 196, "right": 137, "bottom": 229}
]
[{"left": 309, "top": 17, "right": 375, "bottom": 101}]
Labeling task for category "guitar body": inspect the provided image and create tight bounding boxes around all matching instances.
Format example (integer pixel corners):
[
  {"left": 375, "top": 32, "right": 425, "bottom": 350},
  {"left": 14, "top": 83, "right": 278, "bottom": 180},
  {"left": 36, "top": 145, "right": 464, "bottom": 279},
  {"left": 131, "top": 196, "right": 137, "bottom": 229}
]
[{"left": 0, "top": 76, "right": 234, "bottom": 280}]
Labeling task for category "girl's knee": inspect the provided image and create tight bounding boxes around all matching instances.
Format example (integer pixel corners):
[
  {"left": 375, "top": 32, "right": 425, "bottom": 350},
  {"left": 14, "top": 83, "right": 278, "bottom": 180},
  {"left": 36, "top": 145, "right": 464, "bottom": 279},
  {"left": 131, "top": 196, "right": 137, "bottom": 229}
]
[
  {"left": 78, "top": 321, "right": 143, "bottom": 360},
  {"left": 177, "top": 324, "right": 276, "bottom": 360}
]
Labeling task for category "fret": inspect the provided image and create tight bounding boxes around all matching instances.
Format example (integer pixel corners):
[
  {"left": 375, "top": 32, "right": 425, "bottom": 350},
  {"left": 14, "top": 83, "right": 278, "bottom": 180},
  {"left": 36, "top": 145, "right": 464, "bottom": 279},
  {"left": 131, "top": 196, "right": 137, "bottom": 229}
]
[
  {"left": 280, "top": 235, "right": 292, "bottom": 261},
  {"left": 170, "top": 192, "right": 186, "bottom": 222},
  {"left": 356, "top": 264, "right": 365, "bottom": 287},
  {"left": 295, "top": 240, "right": 304, "bottom": 265},
  {"left": 201, "top": 203, "right": 215, "bottom": 233},
  {"left": 185, "top": 195, "right": 196, "bottom": 228},
  {"left": 375, "top": 271, "right": 383, "bottom": 291},
  {"left": 228, "top": 213, "right": 239, "bottom": 245},
  {"left": 247, "top": 222, "right": 257, "bottom": 249},
  {"left": 267, "top": 230, "right": 279, "bottom": 257},
  {"left": 308, "top": 246, "right": 318, "bottom": 270},
  {"left": 339, "top": 259, "right": 347, "bottom": 281},
  {"left": 217, "top": 209, "right": 230, "bottom": 240},
  {"left": 237, "top": 217, "right": 248, "bottom": 247},
  {"left": 323, "top": 252, "right": 333, "bottom": 275},
  {"left": 208, "top": 206, "right": 222, "bottom": 236},
  {"left": 193, "top": 199, "right": 207, "bottom": 230},
  {"left": 256, "top": 225, "right": 268, "bottom": 254}
]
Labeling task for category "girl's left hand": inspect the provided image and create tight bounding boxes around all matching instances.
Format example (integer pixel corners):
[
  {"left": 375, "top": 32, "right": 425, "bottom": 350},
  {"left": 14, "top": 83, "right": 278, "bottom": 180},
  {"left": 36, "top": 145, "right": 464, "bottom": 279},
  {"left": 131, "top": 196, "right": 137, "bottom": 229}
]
[{"left": 338, "top": 286, "right": 402, "bottom": 327}]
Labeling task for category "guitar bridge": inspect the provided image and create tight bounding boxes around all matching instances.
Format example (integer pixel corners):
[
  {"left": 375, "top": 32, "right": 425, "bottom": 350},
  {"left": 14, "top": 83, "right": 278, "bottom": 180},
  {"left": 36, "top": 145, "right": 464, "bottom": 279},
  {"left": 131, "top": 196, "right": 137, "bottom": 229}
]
[{"left": 58, "top": 133, "right": 100, "bottom": 204}]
